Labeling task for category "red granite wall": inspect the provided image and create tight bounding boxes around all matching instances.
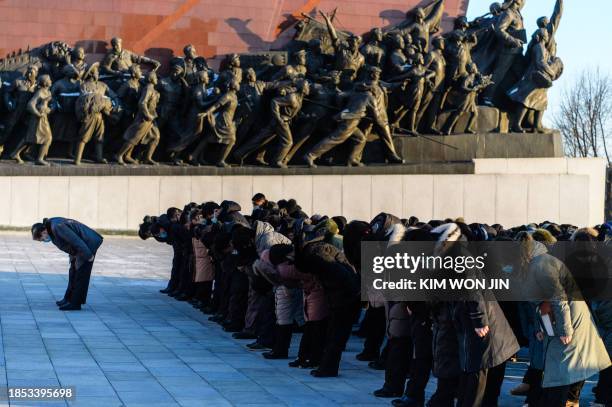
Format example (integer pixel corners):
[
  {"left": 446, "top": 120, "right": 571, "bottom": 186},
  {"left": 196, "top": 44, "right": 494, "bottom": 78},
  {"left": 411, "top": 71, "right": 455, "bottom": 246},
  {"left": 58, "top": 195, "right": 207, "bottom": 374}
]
[{"left": 0, "top": 0, "right": 469, "bottom": 67}]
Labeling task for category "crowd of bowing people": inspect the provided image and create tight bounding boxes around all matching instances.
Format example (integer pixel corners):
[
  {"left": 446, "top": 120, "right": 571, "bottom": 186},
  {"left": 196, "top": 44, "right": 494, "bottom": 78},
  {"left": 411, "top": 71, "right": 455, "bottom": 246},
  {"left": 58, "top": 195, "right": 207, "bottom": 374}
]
[{"left": 138, "top": 193, "right": 612, "bottom": 407}]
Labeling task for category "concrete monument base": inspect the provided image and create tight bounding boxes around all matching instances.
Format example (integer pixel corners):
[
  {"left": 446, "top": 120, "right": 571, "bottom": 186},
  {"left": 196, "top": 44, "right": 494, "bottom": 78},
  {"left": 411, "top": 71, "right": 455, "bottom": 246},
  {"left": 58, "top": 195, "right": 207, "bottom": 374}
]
[{"left": 0, "top": 157, "right": 605, "bottom": 231}]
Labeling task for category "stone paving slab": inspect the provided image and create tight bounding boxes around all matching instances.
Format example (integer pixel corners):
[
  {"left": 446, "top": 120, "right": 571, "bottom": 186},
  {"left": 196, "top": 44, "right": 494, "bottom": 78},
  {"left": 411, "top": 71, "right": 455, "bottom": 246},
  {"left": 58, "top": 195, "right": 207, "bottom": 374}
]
[{"left": 0, "top": 233, "right": 598, "bottom": 406}]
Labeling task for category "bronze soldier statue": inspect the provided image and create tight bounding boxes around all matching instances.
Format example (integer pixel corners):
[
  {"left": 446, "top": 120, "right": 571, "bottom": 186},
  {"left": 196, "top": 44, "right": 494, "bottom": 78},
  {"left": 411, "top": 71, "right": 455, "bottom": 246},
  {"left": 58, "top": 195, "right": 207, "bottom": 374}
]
[
  {"left": 365, "top": 67, "right": 405, "bottom": 164},
  {"left": 399, "top": 2, "right": 444, "bottom": 53},
  {"left": 234, "top": 68, "right": 274, "bottom": 148},
  {"left": 0, "top": 65, "right": 39, "bottom": 156},
  {"left": 532, "top": 0, "right": 563, "bottom": 57},
  {"left": 74, "top": 63, "right": 117, "bottom": 165},
  {"left": 233, "top": 79, "right": 310, "bottom": 168},
  {"left": 50, "top": 64, "right": 81, "bottom": 157},
  {"left": 272, "top": 50, "right": 307, "bottom": 81},
  {"left": 70, "top": 47, "right": 88, "bottom": 79},
  {"left": 320, "top": 11, "right": 364, "bottom": 85},
  {"left": 481, "top": 0, "right": 527, "bottom": 105},
  {"left": 443, "top": 62, "right": 492, "bottom": 134},
  {"left": 361, "top": 28, "right": 386, "bottom": 67},
  {"left": 116, "top": 71, "right": 161, "bottom": 165},
  {"left": 284, "top": 71, "right": 342, "bottom": 164},
  {"left": 508, "top": 28, "right": 562, "bottom": 133},
  {"left": 217, "top": 53, "right": 242, "bottom": 89},
  {"left": 167, "top": 70, "right": 217, "bottom": 165},
  {"left": 193, "top": 78, "right": 240, "bottom": 167},
  {"left": 305, "top": 39, "right": 330, "bottom": 81},
  {"left": 302, "top": 82, "right": 375, "bottom": 168},
  {"left": 385, "top": 33, "right": 412, "bottom": 79},
  {"left": 418, "top": 36, "right": 447, "bottom": 133},
  {"left": 101, "top": 37, "right": 161, "bottom": 77},
  {"left": 390, "top": 54, "right": 434, "bottom": 135},
  {"left": 180, "top": 44, "right": 200, "bottom": 84},
  {"left": 157, "top": 64, "right": 188, "bottom": 146},
  {"left": 11, "top": 75, "right": 53, "bottom": 165},
  {"left": 115, "top": 65, "right": 143, "bottom": 146}
]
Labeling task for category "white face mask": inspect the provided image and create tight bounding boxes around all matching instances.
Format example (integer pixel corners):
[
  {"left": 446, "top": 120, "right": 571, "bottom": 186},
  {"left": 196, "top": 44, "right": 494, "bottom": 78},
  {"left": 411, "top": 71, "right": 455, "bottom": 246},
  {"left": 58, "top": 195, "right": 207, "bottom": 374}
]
[{"left": 42, "top": 236, "right": 51, "bottom": 243}]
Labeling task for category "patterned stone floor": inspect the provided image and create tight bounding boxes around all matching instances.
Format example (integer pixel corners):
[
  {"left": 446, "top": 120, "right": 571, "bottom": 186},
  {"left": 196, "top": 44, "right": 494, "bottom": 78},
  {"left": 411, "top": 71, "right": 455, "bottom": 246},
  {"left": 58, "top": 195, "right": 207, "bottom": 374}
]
[{"left": 0, "top": 233, "right": 597, "bottom": 406}]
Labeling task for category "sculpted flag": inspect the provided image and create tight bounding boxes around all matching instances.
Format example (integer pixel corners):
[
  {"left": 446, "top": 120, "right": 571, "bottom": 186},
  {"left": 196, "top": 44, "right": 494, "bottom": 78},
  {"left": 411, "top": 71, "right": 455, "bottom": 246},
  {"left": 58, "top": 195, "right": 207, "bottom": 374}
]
[
  {"left": 292, "top": 0, "right": 444, "bottom": 55},
  {"left": 382, "top": 0, "right": 444, "bottom": 33},
  {"left": 291, "top": 12, "right": 350, "bottom": 55}
]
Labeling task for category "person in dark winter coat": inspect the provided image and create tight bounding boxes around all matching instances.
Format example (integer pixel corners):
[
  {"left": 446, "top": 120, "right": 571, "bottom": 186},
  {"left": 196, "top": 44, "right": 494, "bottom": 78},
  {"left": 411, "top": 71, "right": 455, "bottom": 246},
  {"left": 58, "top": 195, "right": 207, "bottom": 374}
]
[
  {"left": 432, "top": 223, "right": 519, "bottom": 407},
  {"left": 218, "top": 201, "right": 250, "bottom": 232},
  {"left": 32, "top": 218, "right": 103, "bottom": 311},
  {"left": 373, "top": 222, "right": 414, "bottom": 399},
  {"left": 427, "top": 301, "right": 461, "bottom": 407},
  {"left": 392, "top": 228, "right": 435, "bottom": 407},
  {"left": 153, "top": 208, "right": 182, "bottom": 294},
  {"left": 295, "top": 236, "right": 361, "bottom": 377}
]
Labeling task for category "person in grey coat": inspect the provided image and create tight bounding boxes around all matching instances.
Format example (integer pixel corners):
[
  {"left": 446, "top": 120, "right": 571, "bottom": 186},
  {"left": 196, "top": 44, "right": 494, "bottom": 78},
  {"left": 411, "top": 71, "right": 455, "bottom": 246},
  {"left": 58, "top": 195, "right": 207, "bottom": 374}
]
[
  {"left": 31, "top": 218, "right": 103, "bottom": 311},
  {"left": 591, "top": 300, "right": 612, "bottom": 406},
  {"left": 520, "top": 236, "right": 611, "bottom": 406}
]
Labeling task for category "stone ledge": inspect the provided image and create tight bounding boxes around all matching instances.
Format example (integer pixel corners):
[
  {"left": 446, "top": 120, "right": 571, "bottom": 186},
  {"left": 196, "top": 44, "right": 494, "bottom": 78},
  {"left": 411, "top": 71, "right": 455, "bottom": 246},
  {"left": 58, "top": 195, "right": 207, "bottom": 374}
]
[{"left": 0, "top": 160, "right": 475, "bottom": 176}]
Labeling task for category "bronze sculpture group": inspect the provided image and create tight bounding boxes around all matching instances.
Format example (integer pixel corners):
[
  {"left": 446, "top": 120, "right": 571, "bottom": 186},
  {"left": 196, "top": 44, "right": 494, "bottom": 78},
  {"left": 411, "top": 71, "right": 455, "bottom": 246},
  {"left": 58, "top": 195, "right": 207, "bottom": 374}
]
[{"left": 0, "top": 0, "right": 563, "bottom": 168}]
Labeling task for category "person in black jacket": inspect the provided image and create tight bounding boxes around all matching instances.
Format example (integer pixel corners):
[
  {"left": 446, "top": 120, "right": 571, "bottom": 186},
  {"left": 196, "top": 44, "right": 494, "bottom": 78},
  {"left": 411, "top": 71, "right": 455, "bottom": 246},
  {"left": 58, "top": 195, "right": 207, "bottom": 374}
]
[
  {"left": 295, "top": 236, "right": 361, "bottom": 377},
  {"left": 32, "top": 217, "right": 104, "bottom": 311}
]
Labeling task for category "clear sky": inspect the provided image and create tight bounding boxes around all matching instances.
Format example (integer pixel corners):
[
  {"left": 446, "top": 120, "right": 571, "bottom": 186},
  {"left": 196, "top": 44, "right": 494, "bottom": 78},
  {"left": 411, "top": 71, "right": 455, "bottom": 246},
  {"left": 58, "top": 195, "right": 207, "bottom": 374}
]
[{"left": 466, "top": 0, "right": 611, "bottom": 122}]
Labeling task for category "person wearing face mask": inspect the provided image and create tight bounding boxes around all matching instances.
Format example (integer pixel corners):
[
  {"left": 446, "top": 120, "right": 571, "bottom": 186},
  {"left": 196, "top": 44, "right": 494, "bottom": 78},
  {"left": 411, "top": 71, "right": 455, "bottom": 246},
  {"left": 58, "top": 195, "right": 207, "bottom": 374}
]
[
  {"left": 31, "top": 218, "right": 103, "bottom": 311},
  {"left": 154, "top": 207, "right": 183, "bottom": 295}
]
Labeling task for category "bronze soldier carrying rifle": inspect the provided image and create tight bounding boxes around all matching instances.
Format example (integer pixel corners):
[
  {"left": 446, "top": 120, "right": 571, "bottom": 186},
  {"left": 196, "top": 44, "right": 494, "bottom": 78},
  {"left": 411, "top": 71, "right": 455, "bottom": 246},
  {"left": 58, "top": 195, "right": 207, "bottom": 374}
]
[{"left": 115, "top": 71, "right": 161, "bottom": 165}]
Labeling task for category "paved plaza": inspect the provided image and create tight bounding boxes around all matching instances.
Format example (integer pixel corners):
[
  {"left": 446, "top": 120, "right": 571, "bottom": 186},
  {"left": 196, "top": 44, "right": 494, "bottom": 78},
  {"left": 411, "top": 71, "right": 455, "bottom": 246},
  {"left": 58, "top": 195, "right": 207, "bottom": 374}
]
[{"left": 0, "top": 233, "right": 597, "bottom": 406}]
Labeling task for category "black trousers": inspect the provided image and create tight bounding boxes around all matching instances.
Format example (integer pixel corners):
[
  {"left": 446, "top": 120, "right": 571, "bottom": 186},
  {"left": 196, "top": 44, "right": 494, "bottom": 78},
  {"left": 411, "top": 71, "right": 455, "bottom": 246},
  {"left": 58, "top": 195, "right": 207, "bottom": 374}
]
[
  {"left": 177, "top": 252, "right": 194, "bottom": 296},
  {"left": 64, "top": 258, "right": 94, "bottom": 305},
  {"left": 538, "top": 380, "right": 585, "bottom": 407},
  {"left": 405, "top": 318, "right": 433, "bottom": 402},
  {"left": 524, "top": 367, "right": 543, "bottom": 405},
  {"left": 361, "top": 306, "right": 386, "bottom": 358},
  {"left": 195, "top": 281, "right": 213, "bottom": 305},
  {"left": 255, "top": 291, "right": 276, "bottom": 347},
  {"left": 165, "top": 247, "right": 181, "bottom": 291},
  {"left": 318, "top": 300, "right": 361, "bottom": 375},
  {"left": 272, "top": 324, "right": 293, "bottom": 356},
  {"left": 595, "top": 366, "right": 612, "bottom": 405},
  {"left": 297, "top": 319, "right": 328, "bottom": 364},
  {"left": 217, "top": 263, "right": 234, "bottom": 318},
  {"left": 428, "top": 376, "right": 459, "bottom": 407},
  {"left": 227, "top": 270, "right": 249, "bottom": 328},
  {"left": 384, "top": 337, "right": 412, "bottom": 393},
  {"left": 457, "top": 362, "right": 507, "bottom": 407}
]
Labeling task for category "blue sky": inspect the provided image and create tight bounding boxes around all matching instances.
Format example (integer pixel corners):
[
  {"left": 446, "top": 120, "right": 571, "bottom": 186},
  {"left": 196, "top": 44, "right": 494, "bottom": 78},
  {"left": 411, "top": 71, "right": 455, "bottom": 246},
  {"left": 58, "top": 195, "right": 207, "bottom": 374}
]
[{"left": 467, "top": 0, "right": 610, "bottom": 121}]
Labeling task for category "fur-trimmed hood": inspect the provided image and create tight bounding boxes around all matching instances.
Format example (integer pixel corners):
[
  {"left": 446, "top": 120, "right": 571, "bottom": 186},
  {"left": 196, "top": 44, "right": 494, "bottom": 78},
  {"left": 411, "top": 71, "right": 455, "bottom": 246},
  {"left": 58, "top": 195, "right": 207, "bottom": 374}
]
[
  {"left": 431, "top": 223, "right": 462, "bottom": 256},
  {"left": 386, "top": 223, "right": 407, "bottom": 247}
]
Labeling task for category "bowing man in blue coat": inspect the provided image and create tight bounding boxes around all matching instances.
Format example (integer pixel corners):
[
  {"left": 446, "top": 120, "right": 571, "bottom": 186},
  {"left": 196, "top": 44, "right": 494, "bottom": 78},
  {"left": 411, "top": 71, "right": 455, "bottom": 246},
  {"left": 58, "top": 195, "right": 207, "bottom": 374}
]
[{"left": 31, "top": 217, "right": 104, "bottom": 311}]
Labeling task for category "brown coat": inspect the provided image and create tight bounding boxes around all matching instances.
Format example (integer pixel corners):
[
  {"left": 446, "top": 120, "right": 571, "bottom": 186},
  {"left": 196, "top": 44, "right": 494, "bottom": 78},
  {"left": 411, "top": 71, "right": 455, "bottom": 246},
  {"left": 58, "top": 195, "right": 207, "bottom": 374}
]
[
  {"left": 192, "top": 238, "right": 214, "bottom": 282},
  {"left": 278, "top": 262, "right": 329, "bottom": 322}
]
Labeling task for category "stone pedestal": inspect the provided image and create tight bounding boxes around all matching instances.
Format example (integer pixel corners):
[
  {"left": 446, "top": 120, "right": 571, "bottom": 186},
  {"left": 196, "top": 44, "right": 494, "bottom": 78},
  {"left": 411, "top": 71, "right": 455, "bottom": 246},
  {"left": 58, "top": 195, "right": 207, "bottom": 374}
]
[
  {"left": 0, "top": 158, "right": 605, "bottom": 231},
  {"left": 362, "top": 131, "right": 564, "bottom": 164}
]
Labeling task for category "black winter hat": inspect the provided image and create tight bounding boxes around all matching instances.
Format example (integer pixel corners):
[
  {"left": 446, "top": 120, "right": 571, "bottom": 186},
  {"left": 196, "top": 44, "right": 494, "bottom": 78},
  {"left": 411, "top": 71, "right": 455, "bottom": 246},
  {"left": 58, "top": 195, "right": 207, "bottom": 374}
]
[{"left": 269, "top": 244, "right": 294, "bottom": 266}]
